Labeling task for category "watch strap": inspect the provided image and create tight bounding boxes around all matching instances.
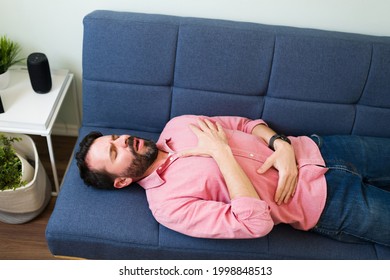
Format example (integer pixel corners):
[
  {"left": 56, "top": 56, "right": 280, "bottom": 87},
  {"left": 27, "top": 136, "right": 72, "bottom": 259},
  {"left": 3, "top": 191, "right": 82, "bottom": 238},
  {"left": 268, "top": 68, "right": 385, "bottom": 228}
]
[{"left": 269, "top": 134, "right": 291, "bottom": 151}]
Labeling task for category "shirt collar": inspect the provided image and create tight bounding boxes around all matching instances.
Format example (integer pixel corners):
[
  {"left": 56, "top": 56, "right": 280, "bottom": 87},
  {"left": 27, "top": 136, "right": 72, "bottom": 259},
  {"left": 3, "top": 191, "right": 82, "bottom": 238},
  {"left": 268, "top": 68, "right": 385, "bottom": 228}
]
[{"left": 137, "top": 138, "right": 177, "bottom": 190}]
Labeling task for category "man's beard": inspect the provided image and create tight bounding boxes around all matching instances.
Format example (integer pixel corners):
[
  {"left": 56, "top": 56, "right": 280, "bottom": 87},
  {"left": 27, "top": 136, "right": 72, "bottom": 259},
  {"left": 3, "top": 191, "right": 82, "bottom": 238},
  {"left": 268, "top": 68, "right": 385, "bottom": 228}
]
[{"left": 124, "top": 136, "right": 158, "bottom": 179}]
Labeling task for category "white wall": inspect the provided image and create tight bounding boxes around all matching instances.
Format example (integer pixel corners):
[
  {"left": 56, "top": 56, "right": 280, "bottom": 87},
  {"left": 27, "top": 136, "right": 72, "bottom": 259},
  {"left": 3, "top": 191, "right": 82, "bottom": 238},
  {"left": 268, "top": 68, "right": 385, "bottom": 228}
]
[{"left": 1, "top": 0, "right": 390, "bottom": 135}]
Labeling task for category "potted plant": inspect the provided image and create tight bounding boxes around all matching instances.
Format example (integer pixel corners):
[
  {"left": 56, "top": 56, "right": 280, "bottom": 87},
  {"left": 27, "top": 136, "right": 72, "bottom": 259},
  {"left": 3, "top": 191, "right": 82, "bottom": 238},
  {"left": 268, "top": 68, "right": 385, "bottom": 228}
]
[
  {"left": 0, "top": 35, "right": 24, "bottom": 89},
  {"left": 0, "top": 134, "right": 34, "bottom": 191},
  {"left": 0, "top": 133, "right": 51, "bottom": 224}
]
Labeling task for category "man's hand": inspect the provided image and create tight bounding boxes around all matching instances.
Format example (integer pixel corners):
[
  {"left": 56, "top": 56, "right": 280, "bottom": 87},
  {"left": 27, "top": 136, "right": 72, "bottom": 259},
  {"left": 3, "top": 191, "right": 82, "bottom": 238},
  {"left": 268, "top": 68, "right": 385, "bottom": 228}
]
[
  {"left": 178, "top": 119, "right": 229, "bottom": 158},
  {"left": 178, "top": 118, "right": 260, "bottom": 200},
  {"left": 257, "top": 140, "right": 298, "bottom": 205}
]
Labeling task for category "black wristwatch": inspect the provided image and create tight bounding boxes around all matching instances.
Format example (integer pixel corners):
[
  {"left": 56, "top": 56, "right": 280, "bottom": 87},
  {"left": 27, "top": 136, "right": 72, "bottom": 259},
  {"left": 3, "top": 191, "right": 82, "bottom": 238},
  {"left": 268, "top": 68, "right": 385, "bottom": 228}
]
[{"left": 268, "top": 134, "right": 291, "bottom": 151}]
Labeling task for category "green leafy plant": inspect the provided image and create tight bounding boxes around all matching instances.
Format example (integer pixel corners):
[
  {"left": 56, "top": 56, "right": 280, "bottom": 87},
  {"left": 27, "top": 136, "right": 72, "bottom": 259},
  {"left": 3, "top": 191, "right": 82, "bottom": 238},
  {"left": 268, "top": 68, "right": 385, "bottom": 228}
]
[
  {"left": 0, "top": 35, "right": 24, "bottom": 74},
  {"left": 0, "top": 134, "right": 26, "bottom": 191}
]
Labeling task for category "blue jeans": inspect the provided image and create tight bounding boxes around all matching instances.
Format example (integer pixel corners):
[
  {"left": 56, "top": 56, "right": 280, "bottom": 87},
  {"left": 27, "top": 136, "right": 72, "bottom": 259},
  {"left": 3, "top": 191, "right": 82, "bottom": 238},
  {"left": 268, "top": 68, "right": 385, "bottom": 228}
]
[{"left": 310, "top": 135, "right": 390, "bottom": 247}]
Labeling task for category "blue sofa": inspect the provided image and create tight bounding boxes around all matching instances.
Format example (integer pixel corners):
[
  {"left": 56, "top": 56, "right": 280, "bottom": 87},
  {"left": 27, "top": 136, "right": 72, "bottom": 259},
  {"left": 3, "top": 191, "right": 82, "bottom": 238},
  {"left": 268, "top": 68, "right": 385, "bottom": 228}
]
[{"left": 46, "top": 10, "right": 390, "bottom": 259}]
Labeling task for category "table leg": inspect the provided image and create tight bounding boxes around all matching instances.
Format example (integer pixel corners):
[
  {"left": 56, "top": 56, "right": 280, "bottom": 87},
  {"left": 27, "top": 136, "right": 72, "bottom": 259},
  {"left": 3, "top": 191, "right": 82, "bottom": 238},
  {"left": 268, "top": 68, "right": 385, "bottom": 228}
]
[
  {"left": 71, "top": 76, "right": 82, "bottom": 128},
  {"left": 46, "top": 134, "right": 60, "bottom": 194}
]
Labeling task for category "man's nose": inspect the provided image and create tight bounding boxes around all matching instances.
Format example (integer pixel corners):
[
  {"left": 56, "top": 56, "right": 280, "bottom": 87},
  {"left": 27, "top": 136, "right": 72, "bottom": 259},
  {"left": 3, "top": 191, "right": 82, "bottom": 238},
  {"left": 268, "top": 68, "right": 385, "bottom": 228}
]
[{"left": 113, "top": 135, "right": 130, "bottom": 148}]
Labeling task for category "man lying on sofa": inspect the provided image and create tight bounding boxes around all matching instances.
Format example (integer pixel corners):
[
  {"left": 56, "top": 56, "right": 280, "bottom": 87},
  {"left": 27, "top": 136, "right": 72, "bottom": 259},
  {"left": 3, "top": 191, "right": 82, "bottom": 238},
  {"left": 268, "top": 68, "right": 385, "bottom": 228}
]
[{"left": 75, "top": 115, "right": 390, "bottom": 247}]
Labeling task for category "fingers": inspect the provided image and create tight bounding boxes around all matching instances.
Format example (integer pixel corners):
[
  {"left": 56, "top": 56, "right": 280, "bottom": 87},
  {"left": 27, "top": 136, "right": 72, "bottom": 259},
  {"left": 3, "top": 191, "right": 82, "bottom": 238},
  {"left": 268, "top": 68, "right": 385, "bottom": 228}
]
[
  {"left": 192, "top": 119, "right": 226, "bottom": 141},
  {"left": 197, "top": 118, "right": 220, "bottom": 132},
  {"left": 196, "top": 118, "right": 210, "bottom": 131},
  {"left": 182, "top": 119, "right": 225, "bottom": 158},
  {"left": 215, "top": 121, "right": 223, "bottom": 132},
  {"left": 257, "top": 154, "right": 274, "bottom": 174},
  {"left": 257, "top": 153, "right": 298, "bottom": 205},
  {"left": 188, "top": 120, "right": 212, "bottom": 136},
  {"left": 274, "top": 173, "right": 298, "bottom": 205},
  {"left": 188, "top": 123, "right": 201, "bottom": 135}
]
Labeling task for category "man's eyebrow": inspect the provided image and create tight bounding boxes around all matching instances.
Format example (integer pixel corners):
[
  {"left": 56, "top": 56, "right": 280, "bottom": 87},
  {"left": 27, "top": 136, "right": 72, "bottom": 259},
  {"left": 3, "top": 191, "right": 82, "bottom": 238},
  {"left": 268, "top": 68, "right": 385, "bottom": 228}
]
[{"left": 109, "top": 135, "right": 117, "bottom": 161}]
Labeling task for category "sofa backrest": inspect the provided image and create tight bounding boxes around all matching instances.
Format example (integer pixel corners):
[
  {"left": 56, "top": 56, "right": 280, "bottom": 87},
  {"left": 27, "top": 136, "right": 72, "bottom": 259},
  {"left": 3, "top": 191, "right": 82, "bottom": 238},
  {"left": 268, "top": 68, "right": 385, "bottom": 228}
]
[{"left": 82, "top": 10, "right": 390, "bottom": 137}]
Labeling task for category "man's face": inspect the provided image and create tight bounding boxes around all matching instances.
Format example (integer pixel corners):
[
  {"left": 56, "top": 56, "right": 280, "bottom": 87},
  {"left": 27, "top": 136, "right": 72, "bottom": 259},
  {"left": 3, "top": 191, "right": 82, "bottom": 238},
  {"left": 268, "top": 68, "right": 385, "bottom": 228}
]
[{"left": 86, "top": 134, "right": 158, "bottom": 183}]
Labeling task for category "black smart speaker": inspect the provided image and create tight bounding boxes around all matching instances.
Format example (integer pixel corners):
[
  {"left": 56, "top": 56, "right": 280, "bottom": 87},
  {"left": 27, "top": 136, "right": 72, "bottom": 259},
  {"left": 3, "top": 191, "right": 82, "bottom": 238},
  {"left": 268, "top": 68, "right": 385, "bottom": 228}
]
[{"left": 27, "top": 52, "right": 52, "bottom": 93}]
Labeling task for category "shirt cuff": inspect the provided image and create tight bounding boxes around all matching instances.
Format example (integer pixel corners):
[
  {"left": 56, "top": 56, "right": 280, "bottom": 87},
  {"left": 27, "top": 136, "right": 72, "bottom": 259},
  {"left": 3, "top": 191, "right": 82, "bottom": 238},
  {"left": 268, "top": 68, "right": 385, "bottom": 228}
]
[
  {"left": 231, "top": 196, "right": 271, "bottom": 220},
  {"left": 246, "top": 119, "right": 268, "bottom": 134}
]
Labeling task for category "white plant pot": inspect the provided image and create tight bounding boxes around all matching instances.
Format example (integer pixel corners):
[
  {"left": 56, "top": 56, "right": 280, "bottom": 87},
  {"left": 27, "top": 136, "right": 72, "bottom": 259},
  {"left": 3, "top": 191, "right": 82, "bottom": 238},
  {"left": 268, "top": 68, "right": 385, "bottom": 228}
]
[
  {"left": 0, "top": 70, "right": 11, "bottom": 90},
  {"left": 17, "top": 152, "right": 35, "bottom": 184},
  {"left": 0, "top": 133, "right": 52, "bottom": 224}
]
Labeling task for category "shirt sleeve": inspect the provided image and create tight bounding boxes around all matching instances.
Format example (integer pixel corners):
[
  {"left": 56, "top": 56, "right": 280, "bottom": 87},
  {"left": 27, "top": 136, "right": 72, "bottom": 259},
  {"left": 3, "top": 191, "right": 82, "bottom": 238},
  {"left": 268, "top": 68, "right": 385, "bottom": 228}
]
[
  {"left": 163, "top": 115, "right": 267, "bottom": 139},
  {"left": 207, "top": 116, "right": 268, "bottom": 134},
  {"left": 153, "top": 196, "right": 274, "bottom": 239}
]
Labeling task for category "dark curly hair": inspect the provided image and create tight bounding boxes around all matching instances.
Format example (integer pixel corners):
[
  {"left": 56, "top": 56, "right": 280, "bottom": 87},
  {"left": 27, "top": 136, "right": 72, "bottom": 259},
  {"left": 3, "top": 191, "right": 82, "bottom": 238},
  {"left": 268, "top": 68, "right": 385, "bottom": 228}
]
[{"left": 75, "top": 131, "right": 116, "bottom": 190}]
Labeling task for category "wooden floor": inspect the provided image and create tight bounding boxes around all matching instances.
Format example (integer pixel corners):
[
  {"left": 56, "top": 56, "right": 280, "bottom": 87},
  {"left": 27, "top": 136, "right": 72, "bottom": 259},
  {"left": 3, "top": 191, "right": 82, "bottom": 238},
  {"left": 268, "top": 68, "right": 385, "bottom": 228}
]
[{"left": 0, "top": 134, "right": 77, "bottom": 260}]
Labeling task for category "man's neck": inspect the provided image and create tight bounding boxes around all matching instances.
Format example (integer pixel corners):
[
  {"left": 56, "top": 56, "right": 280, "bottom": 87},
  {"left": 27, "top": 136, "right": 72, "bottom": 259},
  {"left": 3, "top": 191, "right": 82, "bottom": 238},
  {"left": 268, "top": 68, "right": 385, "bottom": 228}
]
[{"left": 141, "top": 149, "right": 169, "bottom": 178}]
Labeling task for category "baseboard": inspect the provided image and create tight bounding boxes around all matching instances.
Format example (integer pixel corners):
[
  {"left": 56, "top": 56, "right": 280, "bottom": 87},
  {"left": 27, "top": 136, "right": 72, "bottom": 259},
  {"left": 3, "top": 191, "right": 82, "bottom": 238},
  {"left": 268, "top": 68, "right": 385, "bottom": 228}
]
[{"left": 52, "top": 123, "right": 79, "bottom": 137}]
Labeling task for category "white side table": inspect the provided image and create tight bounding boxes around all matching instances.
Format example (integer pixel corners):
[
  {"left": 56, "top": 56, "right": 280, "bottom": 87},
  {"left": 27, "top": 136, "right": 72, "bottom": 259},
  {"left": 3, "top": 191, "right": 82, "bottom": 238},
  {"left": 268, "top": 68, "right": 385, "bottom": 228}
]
[{"left": 0, "top": 67, "right": 80, "bottom": 194}]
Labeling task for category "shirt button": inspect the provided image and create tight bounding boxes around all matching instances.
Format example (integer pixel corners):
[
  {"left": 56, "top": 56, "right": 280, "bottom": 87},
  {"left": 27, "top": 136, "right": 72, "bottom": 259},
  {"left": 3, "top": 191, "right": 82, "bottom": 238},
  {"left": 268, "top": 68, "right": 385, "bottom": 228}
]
[
  {"left": 249, "top": 153, "right": 254, "bottom": 157},
  {"left": 169, "top": 157, "right": 173, "bottom": 161}
]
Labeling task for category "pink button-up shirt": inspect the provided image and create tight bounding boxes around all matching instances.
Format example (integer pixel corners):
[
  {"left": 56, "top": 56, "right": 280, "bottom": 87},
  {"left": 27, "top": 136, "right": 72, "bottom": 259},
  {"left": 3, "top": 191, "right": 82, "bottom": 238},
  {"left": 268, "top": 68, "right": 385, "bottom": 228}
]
[{"left": 137, "top": 115, "right": 327, "bottom": 239}]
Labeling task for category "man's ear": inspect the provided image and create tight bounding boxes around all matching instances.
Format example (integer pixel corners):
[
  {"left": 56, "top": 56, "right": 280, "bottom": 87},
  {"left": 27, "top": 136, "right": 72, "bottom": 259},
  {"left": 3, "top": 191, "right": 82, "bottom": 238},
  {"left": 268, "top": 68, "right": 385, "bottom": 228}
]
[{"left": 113, "top": 177, "right": 133, "bottom": 189}]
